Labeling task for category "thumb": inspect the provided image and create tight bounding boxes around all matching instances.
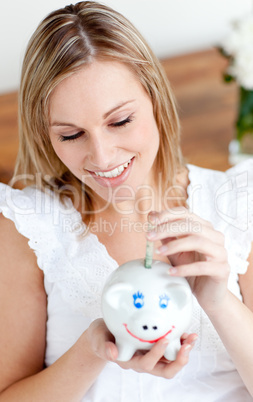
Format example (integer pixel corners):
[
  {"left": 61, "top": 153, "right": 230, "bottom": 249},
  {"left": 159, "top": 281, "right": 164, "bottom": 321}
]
[
  {"left": 104, "top": 342, "right": 118, "bottom": 361},
  {"left": 89, "top": 319, "right": 118, "bottom": 361}
]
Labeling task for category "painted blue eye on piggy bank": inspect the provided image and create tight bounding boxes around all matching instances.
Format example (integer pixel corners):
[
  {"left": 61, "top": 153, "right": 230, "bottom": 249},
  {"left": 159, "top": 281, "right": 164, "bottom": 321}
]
[
  {"left": 132, "top": 291, "right": 144, "bottom": 308},
  {"left": 101, "top": 259, "right": 193, "bottom": 362},
  {"left": 133, "top": 291, "right": 170, "bottom": 309},
  {"left": 159, "top": 294, "right": 170, "bottom": 308}
]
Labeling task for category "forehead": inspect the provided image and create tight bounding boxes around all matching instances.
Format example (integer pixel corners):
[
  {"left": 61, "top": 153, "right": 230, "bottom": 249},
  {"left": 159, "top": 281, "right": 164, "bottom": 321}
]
[{"left": 49, "top": 60, "right": 147, "bottom": 117}]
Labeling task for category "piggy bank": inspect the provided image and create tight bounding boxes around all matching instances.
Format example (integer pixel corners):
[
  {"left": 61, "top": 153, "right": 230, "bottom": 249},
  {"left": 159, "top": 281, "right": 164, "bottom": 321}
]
[{"left": 101, "top": 259, "right": 193, "bottom": 361}]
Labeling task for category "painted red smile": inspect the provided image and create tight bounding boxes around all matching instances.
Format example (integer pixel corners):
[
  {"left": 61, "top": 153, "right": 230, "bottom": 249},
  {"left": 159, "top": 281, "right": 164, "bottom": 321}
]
[{"left": 123, "top": 323, "right": 175, "bottom": 343}]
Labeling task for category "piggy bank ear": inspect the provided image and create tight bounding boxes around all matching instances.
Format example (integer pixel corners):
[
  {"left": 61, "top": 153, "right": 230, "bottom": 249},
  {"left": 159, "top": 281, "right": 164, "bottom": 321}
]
[
  {"left": 103, "top": 282, "right": 133, "bottom": 309},
  {"left": 167, "top": 283, "right": 192, "bottom": 309}
]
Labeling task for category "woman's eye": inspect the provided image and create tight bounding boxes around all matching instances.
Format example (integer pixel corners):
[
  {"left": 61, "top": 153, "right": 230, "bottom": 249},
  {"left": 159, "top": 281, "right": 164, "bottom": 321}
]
[
  {"left": 111, "top": 115, "right": 133, "bottom": 128},
  {"left": 59, "top": 131, "right": 84, "bottom": 142}
]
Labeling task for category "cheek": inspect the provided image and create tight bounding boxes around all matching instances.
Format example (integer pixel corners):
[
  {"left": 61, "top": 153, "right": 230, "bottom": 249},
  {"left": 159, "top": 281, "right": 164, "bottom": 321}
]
[
  {"left": 50, "top": 138, "right": 64, "bottom": 160},
  {"left": 51, "top": 141, "right": 83, "bottom": 168},
  {"left": 128, "top": 114, "right": 159, "bottom": 146},
  {"left": 136, "top": 118, "right": 160, "bottom": 155}
]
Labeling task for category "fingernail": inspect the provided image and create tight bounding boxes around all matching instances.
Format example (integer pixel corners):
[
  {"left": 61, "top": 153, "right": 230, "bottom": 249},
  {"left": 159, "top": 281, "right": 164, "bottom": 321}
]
[
  {"left": 147, "top": 231, "right": 156, "bottom": 239},
  {"left": 148, "top": 211, "right": 158, "bottom": 224},
  {"left": 105, "top": 347, "right": 113, "bottom": 361},
  {"left": 156, "top": 245, "right": 168, "bottom": 254},
  {"left": 190, "top": 336, "right": 198, "bottom": 347},
  {"left": 168, "top": 267, "right": 178, "bottom": 275},
  {"left": 183, "top": 345, "right": 192, "bottom": 357},
  {"left": 162, "top": 337, "right": 169, "bottom": 345}
]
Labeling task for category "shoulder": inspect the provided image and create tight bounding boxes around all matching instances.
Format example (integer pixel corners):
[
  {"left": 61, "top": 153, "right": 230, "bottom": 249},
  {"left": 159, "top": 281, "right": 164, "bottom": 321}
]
[
  {"left": 0, "top": 182, "right": 59, "bottom": 214},
  {"left": 0, "top": 192, "right": 45, "bottom": 286},
  {"left": 187, "top": 159, "right": 253, "bottom": 221},
  {"left": 0, "top": 182, "right": 84, "bottom": 238},
  {"left": 188, "top": 159, "right": 253, "bottom": 184},
  {"left": 0, "top": 211, "right": 45, "bottom": 288},
  {"left": 0, "top": 182, "right": 81, "bottom": 269},
  {"left": 187, "top": 160, "right": 253, "bottom": 217},
  {"left": 187, "top": 161, "right": 253, "bottom": 275},
  {"left": 0, "top": 212, "right": 47, "bottom": 391}
]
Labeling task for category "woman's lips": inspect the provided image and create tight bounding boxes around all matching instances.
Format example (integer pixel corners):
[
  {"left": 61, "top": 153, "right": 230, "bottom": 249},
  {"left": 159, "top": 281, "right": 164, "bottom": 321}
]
[{"left": 87, "top": 157, "right": 134, "bottom": 188}]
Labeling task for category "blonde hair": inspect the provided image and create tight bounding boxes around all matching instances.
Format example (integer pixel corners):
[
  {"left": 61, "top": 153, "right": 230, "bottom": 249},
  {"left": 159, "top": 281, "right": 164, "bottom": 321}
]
[{"left": 15, "top": 1, "right": 183, "bottom": 217}]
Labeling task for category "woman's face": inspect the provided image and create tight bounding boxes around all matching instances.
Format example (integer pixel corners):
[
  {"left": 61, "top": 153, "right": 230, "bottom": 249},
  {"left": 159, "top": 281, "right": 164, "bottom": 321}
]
[{"left": 48, "top": 60, "right": 160, "bottom": 208}]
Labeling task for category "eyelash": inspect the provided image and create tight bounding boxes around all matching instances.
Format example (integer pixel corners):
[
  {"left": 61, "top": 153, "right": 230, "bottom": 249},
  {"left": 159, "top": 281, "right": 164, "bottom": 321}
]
[
  {"left": 110, "top": 115, "right": 133, "bottom": 128},
  {"left": 59, "top": 131, "right": 84, "bottom": 142},
  {"left": 59, "top": 115, "right": 133, "bottom": 142}
]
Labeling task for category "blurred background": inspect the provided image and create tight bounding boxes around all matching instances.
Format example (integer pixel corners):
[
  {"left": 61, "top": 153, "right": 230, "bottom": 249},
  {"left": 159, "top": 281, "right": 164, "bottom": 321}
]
[
  {"left": 0, "top": 0, "right": 252, "bottom": 182},
  {"left": 0, "top": 0, "right": 251, "bottom": 93}
]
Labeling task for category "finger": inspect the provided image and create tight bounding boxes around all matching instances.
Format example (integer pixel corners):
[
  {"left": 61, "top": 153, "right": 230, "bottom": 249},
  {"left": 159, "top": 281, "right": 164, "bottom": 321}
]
[
  {"left": 168, "top": 260, "right": 230, "bottom": 279},
  {"left": 119, "top": 337, "right": 196, "bottom": 379},
  {"left": 133, "top": 338, "right": 170, "bottom": 372},
  {"left": 119, "top": 338, "right": 170, "bottom": 372},
  {"left": 181, "top": 333, "right": 198, "bottom": 346},
  {"left": 180, "top": 332, "right": 189, "bottom": 343},
  {"left": 148, "top": 342, "right": 194, "bottom": 379},
  {"left": 104, "top": 342, "right": 119, "bottom": 361},
  {"left": 156, "top": 235, "right": 227, "bottom": 261},
  {"left": 88, "top": 319, "right": 118, "bottom": 361},
  {"left": 167, "top": 343, "right": 192, "bottom": 374},
  {"left": 148, "top": 220, "right": 224, "bottom": 247},
  {"left": 149, "top": 208, "right": 213, "bottom": 229}
]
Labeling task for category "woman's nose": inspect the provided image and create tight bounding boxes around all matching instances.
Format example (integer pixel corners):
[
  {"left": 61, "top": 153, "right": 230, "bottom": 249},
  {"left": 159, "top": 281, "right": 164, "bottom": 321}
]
[{"left": 87, "top": 133, "right": 115, "bottom": 169}]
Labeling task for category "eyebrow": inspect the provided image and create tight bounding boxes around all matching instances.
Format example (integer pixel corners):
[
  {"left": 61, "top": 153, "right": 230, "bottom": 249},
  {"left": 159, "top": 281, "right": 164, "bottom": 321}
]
[
  {"left": 103, "top": 100, "right": 135, "bottom": 119},
  {"left": 50, "top": 100, "right": 136, "bottom": 127}
]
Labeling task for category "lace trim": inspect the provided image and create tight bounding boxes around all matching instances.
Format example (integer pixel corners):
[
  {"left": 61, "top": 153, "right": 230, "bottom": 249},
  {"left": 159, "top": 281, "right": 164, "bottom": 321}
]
[{"left": 0, "top": 183, "right": 118, "bottom": 318}]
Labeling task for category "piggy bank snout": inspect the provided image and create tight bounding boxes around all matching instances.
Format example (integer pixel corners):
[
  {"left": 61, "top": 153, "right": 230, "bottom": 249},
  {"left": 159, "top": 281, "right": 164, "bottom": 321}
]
[
  {"left": 131, "top": 312, "right": 162, "bottom": 329},
  {"left": 128, "top": 312, "right": 169, "bottom": 339}
]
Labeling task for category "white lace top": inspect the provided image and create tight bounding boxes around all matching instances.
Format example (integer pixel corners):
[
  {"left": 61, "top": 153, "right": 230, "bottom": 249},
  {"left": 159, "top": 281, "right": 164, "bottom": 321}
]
[{"left": 1, "top": 161, "right": 253, "bottom": 402}]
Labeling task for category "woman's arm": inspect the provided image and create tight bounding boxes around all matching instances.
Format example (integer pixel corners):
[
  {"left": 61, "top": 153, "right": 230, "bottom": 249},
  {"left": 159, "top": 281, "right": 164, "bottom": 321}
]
[
  {"left": 148, "top": 209, "right": 253, "bottom": 396},
  {"left": 0, "top": 214, "right": 106, "bottom": 401},
  {"left": 207, "top": 260, "right": 253, "bottom": 397},
  {"left": 239, "top": 248, "right": 253, "bottom": 311},
  {"left": 209, "top": 248, "right": 253, "bottom": 396}
]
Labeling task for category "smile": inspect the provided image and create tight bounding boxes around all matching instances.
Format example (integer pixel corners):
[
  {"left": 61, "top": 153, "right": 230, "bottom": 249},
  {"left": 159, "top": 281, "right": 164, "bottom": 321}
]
[
  {"left": 93, "top": 158, "right": 132, "bottom": 178},
  {"left": 123, "top": 323, "right": 175, "bottom": 343},
  {"left": 87, "top": 157, "right": 134, "bottom": 188}
]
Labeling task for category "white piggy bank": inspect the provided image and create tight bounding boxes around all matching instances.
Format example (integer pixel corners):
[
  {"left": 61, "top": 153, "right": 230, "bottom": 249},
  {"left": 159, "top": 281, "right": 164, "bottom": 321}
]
[{"left": 101, "top": 259, "right": 193, "bottom": 361}]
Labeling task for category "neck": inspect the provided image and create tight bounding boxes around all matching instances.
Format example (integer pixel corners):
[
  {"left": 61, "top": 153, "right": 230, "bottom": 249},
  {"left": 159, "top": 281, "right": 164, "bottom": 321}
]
[{"left": 82, "top": 165, "right": 189, "bottom": 223}]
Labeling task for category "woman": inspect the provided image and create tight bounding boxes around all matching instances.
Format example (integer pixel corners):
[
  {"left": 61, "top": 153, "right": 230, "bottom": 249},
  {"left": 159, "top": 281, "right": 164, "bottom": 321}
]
[{"left": 0, "top": 2, "right": 253, "bottom": 400}]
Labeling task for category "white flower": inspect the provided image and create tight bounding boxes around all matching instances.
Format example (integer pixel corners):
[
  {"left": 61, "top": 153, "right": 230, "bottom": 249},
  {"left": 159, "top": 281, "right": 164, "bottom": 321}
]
[{"left": 221, "top": 15, "right": 253, "bottom": 89}]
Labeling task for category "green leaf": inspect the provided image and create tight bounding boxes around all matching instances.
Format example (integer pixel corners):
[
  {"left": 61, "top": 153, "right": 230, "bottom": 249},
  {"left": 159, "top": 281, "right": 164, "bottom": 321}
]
[
  {"left": 236, "top": 87, "right": 253, "bottom": 141},
  {"left": 223, "top": 73, "right": 234, "bottom": 83}
]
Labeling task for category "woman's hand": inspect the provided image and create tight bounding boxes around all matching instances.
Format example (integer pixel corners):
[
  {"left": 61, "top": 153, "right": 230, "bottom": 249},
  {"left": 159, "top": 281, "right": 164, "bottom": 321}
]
[
  {"left": 86, "top": 318, "right": 118, "bottom": 361},
  {"left": 117, "top": 332, "right": 196, "bottom": 378},
  {"left": 147, "top": 208, "right": 230, "bottom": 313},
  {"left": 87, "top": 319, "right": 197, "bottom": 379}
]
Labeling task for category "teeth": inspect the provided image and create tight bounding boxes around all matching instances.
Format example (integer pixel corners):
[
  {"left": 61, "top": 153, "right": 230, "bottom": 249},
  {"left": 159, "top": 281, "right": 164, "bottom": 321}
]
[
  {"left": 111, "top": 168, "right": 119, "bottom": 178},
  {"left": 94, "top": 159, "right": 131, "bottom": 178}
]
